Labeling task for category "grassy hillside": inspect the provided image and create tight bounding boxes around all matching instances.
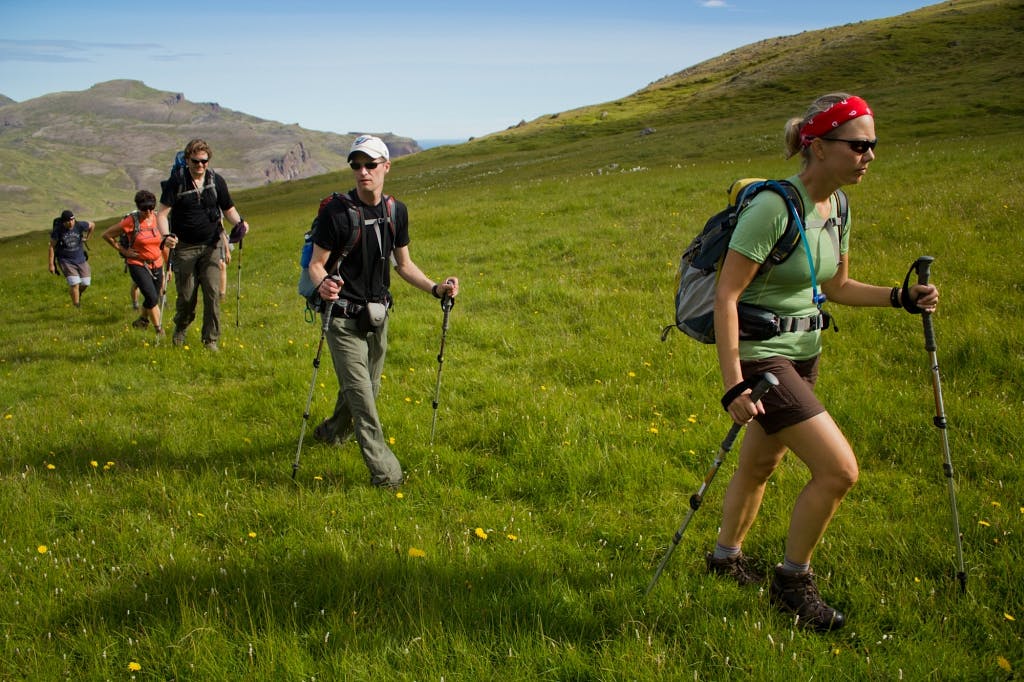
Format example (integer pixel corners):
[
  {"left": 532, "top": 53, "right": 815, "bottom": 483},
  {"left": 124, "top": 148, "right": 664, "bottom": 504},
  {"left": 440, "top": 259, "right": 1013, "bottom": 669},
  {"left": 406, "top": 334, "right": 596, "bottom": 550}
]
[{"left": 1, "top": 0, "right": 1022, "bottom": 679}]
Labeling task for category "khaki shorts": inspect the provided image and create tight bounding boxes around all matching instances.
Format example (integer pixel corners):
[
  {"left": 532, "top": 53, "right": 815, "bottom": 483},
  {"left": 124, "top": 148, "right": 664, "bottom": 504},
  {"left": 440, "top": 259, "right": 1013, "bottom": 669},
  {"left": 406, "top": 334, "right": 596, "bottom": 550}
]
[
  {"left": 58, "top": 259, "right": 91, "bottom": 285},
  {"left": 740, "top": 355, "right": 824, "bottom": 435}
]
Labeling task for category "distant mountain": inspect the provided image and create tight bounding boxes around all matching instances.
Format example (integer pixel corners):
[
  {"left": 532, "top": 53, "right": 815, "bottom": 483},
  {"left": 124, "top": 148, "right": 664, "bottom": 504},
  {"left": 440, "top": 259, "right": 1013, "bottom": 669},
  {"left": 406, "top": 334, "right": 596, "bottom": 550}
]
[
  {"left": 0, "top": 80, "right": 420, "bottom": 237},
  {"left": 0, "top": 94, "right": 14, "bottom": 106}
]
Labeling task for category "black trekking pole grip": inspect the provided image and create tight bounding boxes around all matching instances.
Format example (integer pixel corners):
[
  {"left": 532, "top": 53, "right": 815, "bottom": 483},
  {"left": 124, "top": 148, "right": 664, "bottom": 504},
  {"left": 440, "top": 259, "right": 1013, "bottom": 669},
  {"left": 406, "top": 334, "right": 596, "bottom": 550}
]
[
  {"left": 748, "top": 372, "right": 779, "bottom": 403},
  {"left": 914, "top": 256, "right": 937, "bottom": 352},
  {"left": 720, "top": 372, "right": 779, "bottom": 451}
]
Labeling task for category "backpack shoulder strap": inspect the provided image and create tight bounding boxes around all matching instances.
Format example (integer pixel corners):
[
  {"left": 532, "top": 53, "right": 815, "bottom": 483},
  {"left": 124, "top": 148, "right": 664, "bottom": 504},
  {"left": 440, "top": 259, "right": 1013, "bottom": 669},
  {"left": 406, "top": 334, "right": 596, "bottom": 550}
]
[
  {"left": 759, "top": 179, "right": 804, "bottom": 268},
  {"left": 130, "top": 211, "right": 141, "bottom": 244},
  {"left": 833, "top": 188, "right": 849, "bottom": 237},
  {"left": 820, "top": 188, "right": 849, "bottom": 266},
  {"left": 329, "top": 191, "right": 363, "bottom": 260},
  {"left": 174, "top": 166, "right": 218, "bottom": 203},
  {"left": 776, "top": 179, "right": 806, "bottom": 217}
]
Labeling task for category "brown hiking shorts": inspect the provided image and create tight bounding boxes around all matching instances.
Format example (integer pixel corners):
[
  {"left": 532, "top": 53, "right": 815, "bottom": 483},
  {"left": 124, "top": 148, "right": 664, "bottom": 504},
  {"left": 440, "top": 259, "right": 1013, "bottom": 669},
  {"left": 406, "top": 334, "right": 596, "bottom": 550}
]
[{"left": 739, "top": 355, "right": 824, "bottom": 435}]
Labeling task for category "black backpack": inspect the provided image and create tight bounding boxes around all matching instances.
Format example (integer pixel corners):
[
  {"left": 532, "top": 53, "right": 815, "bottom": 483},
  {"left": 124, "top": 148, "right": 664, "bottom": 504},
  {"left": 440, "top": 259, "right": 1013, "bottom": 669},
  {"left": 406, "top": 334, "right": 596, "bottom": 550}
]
[
  {"left": 298, "top": 191, "right": 396, "bottom": 315},
  {"left": 662, "top": 178, "right": 848, "bottom": 344}
]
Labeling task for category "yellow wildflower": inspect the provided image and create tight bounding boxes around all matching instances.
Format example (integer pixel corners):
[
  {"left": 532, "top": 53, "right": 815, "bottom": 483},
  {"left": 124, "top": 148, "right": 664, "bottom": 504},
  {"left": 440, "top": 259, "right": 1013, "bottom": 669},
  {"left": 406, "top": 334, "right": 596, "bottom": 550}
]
[
  {"left": 128, "top": 661, "right": 141, "bottom": 672},
  {"left": 408, "top": 547, "right": 426, "bottom": 558},
  {"left": 37, "top": 545, "right": 48, "bottom": 554},
  {"left": 474, "top": 528, "right": 488, "bottom": 540}
]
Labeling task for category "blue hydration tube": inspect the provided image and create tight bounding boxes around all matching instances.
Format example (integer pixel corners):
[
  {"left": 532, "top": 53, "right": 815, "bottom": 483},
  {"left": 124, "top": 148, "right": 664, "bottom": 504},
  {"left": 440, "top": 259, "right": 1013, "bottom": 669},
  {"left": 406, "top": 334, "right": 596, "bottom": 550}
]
[{"left": 767, "top": 180, "right": 827, "bottom": 308}]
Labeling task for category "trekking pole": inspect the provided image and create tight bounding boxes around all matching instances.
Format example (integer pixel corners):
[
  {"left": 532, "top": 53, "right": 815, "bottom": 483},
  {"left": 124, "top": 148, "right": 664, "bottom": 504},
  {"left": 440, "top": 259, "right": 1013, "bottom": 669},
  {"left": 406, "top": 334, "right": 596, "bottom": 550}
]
[
  {"left": 429, "top": 293, "right": 456, "bottom": 447},
  {"left": 292, "top": 280, "right": 339, "bottom": 479},
  {"left": 644, "top": 372, "right": 779, "bottom": 597},
  {"left": 910, "top": 256, "right": 967, "bottom": 593},
  {"left": 159, "top": 247, "right": 174, "bottom": 327},
  {"left": 235, "top": 237, "right": 243, "bottom": 327}
]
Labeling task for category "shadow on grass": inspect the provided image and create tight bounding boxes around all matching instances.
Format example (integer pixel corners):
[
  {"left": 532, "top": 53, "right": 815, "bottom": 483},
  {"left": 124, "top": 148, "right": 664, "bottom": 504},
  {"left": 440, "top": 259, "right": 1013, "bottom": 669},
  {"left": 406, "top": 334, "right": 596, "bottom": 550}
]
[{"left": 50, "top": 545, "right": 617, "bottom": 654}]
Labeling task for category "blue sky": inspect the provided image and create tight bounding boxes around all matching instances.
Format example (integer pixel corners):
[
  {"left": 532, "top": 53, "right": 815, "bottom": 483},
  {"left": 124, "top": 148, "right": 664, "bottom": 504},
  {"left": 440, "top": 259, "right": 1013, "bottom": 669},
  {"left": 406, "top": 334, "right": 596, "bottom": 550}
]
[{"left": 1, "top": 0, "right": 938, "bottom": 141}]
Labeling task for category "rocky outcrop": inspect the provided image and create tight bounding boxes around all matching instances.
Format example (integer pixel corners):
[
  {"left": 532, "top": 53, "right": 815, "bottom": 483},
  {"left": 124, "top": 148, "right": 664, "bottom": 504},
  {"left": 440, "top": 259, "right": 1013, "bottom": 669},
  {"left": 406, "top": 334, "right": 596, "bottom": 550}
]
[{"left": 263, "top": 142, "right": 319, "bottom": 182}]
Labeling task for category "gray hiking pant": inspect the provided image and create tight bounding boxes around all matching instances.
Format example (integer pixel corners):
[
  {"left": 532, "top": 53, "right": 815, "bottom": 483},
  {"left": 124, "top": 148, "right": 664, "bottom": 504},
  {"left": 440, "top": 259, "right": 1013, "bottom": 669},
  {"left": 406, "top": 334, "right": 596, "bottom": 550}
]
[
  {"left": 322, "top": 314, "right": 403, "bottom": 487},
  {"left": 172, "top": 242, "right": 222, "bottom": 344}
]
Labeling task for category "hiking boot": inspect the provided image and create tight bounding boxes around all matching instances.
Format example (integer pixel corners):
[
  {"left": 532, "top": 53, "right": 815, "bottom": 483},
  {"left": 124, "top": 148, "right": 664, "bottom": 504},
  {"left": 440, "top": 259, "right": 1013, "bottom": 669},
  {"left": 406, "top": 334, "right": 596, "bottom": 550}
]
[
  {"left": 770, "top": 565, "right": 846, "bottom": 632},
  {"left": 172, "top": 329, "right": 186, "bottom": 347},
  {"left": 313, "top": 421, "right": 339, "bottom": 446},
  {"left": 706, "top": 551, "right": 766, "bottom": 586},
  {"left": 313, "top": 420, "right": 354, "bottom": 446},
  {"left": 376, "top": 477, "right": 404, "bottom": 491},
  {"left": 132, "top": 316, "right": 149, "bottom": 329},
  {"left": 204, "top": 341, "right": 219, "bottom": 352}
]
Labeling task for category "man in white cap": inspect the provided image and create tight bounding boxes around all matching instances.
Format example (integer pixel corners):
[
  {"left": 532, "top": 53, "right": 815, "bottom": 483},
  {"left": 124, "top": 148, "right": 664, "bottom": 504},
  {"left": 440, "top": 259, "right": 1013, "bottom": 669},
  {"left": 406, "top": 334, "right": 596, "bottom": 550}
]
[{"left": 306, "top": 135, "right": 459, "bottom": 489}]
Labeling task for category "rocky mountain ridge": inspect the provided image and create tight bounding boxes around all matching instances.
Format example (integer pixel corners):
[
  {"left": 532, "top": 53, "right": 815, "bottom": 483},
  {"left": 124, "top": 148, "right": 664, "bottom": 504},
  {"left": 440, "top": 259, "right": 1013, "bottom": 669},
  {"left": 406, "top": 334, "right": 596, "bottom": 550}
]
[{"left": 0, "top": 80, "right": 419, "bottom": 236}]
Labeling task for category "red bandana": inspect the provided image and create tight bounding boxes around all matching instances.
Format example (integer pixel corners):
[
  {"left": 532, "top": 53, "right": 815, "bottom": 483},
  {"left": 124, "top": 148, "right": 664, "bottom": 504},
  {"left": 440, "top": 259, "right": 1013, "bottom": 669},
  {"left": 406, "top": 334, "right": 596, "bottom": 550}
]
[{"left": 800, "top": 96, "right": 873, "bottom": 147}]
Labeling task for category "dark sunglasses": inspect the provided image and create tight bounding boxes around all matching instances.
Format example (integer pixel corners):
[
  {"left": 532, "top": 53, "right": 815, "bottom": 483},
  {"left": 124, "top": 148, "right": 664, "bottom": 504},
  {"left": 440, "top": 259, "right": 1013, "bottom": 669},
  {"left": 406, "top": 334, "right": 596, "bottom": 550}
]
[
  {"left": 821, "top": 137, "right": 877, "bottom": 154},
  {"left": 190, "top": 157, "right": 210, "bottom": 165},
  {"left": 349, "top": 160, "right": 383, "bottom": 171}
]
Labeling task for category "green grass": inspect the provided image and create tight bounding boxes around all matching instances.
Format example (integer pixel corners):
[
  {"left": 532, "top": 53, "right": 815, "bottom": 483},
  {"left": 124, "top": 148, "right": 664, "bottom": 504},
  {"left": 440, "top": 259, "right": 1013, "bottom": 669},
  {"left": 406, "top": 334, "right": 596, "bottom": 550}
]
[{"left": 3, "top": 2, "right": 1024, "bottom": 679}]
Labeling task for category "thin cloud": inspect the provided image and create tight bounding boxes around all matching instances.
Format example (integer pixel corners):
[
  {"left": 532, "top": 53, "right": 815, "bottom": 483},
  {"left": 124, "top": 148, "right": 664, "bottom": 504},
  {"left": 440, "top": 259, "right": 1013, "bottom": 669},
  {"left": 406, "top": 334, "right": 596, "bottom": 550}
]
[
  {"left": 0, "top": 39, "right": 169, "bottom": 64},
  {"left": 701, "top": 1, "right": 729, "bottom": 7}
]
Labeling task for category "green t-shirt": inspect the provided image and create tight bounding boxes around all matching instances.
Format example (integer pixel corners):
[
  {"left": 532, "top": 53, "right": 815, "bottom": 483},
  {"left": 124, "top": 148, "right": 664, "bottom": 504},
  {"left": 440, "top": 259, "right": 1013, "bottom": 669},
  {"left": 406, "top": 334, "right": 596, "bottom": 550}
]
[{"left": 727, "top": 176, "right": 851, "bottom": 361}]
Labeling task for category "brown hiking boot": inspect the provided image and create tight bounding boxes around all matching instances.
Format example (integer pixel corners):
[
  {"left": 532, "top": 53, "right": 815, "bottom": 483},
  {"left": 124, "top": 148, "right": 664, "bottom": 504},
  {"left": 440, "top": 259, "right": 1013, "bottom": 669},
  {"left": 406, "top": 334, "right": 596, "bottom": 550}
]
[
  {"left": 770, "top": 565, "right": 846, "bottom": 631},
  {"left": 706, "top": 551, "right": 766, "bottom": 586}
]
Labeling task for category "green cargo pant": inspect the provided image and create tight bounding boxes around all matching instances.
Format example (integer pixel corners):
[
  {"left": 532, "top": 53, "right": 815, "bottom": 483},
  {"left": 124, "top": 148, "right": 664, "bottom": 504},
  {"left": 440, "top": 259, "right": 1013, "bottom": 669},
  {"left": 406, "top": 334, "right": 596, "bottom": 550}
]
[{"left": 322, "top": 313, "right": 403, "bottom": 487}]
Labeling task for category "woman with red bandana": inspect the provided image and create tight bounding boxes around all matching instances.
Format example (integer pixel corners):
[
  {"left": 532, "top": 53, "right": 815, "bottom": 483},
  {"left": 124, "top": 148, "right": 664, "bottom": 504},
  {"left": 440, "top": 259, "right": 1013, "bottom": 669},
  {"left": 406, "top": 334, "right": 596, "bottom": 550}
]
[{"left": 704, "top": 93, "right": 938, "bottom": 631}]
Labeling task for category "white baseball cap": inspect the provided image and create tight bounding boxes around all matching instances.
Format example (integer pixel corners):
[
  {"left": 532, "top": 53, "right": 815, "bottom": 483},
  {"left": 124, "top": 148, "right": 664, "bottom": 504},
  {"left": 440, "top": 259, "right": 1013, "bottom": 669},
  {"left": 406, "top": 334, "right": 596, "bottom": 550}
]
[{"left": 348, "top": 135, "right": 390, "bottom": 161}]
